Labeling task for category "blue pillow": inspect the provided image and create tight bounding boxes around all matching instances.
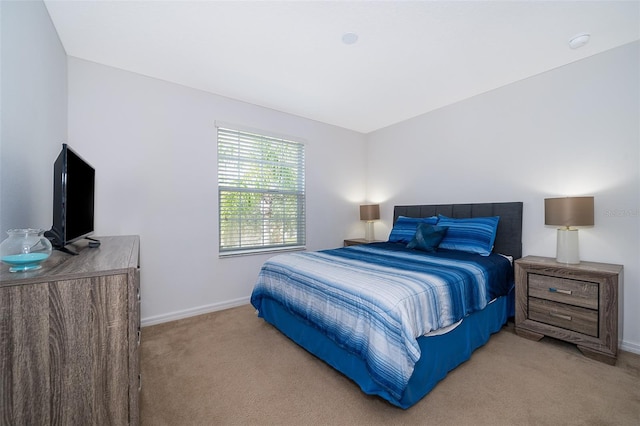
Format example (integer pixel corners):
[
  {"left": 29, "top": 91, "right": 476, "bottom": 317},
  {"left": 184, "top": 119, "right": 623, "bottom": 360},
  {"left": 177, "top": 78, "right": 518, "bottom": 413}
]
[
  {"left": 407, "top": 224, "right": 448, "bottom": 252},
  {"left": 388, "top": 216, "right": 438, "bottom": 244},
  {"left": 437, "top": 215, "right": 500, "bottom": 256}
]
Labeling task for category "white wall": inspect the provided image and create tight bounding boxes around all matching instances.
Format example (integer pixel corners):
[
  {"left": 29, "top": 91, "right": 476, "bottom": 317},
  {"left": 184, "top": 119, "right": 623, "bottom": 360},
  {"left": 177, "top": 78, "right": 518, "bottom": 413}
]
[
  {"left": 0, "top": 0, "right": 67, "bottom": 233},
  {"left": 366, "top": 42, "right": 640, "bottom": 353},
  {"left": 67, "top": 58, "right": 366, "bottom": 324}
]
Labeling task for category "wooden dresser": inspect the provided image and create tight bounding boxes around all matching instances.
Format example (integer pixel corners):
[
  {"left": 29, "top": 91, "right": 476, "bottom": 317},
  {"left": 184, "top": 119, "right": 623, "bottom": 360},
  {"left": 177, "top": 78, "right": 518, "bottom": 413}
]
[
  {"left": 515, "top": 255, "right": 622, "bottom": 365},
  {"left": 0, "top": 235, "right": 141, "bottom": 425}
]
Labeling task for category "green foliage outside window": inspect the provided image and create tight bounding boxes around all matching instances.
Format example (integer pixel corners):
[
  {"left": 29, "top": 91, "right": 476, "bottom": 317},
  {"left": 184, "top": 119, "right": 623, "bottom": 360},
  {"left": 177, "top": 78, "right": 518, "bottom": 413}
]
[{"left": 218, "top": 126, "right": 305, "bottom": 253}]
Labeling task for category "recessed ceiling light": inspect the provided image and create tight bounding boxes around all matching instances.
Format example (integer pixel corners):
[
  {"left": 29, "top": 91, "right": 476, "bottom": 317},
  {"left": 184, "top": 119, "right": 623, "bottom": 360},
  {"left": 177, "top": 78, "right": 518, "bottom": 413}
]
[
  {"left": 569, "top": 33, "right": 590, "bottom": 49},
  {"left": 342, "top": 32, "right": 359, "bottom": 45}
]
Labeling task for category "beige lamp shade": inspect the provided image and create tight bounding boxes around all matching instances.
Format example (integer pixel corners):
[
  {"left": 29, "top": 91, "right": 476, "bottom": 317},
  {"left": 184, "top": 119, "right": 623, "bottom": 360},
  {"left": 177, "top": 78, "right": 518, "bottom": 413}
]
[
  {"left": 359, "top": 204, "right": 380, "bottom": 241},
  {"left": 545, "top": 196, "right": 594, "bottom": 264},
  {"left": 359, "top": 204, "right": 380, "bottom": 221},
  {"left": 545, "top": 197, "right": 594, "bottom": 228}
]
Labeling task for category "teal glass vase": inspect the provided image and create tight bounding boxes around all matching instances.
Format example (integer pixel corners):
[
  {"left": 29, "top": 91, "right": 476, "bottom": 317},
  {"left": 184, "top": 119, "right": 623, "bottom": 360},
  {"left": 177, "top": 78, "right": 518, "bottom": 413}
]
[{"left": 0, "top": 228, "right": 53, "bottom": 272}]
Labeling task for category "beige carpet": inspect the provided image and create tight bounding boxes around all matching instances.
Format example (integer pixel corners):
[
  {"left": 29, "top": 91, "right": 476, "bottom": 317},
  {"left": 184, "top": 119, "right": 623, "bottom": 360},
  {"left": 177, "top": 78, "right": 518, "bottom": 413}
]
[{"left": 140, "top": 304, "right": 640, "bottom": 425}]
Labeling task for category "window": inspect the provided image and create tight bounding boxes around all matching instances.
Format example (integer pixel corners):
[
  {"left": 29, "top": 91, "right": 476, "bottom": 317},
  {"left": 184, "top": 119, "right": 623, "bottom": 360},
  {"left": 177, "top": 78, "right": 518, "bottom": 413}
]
[{"left": 217, "top": 125, "right": 306, "bottom": 255}]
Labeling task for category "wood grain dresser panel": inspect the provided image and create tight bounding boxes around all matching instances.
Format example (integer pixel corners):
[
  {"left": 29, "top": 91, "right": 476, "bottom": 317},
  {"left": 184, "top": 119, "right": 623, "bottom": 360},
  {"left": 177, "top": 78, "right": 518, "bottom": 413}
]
[
  {"left": 528, "top": 297, "right": 598, "bottom": 337},
  {"left": 514, "top": 256, "right": 622, "bottom": 365},
  {"left": 0, "top": 236, "right": 140, "bottom": 425},
  {"left": 528, "top": 274, "right": 598, "bottom": 310},
  {"left": 0, "top": 284, "right": 50, "bottom": 425}
]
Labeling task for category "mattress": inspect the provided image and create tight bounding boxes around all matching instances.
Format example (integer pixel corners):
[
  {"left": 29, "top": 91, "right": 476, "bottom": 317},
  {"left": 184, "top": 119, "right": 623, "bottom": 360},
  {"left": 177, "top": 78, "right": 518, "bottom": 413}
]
[{"left": 251, "top": 242, "right": 513, "bottom": 407}]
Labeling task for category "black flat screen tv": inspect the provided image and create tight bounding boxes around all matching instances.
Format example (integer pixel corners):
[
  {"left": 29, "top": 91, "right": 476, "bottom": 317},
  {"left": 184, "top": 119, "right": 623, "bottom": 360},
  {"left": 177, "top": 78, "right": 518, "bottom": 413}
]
[{"left": 45, "top": 143, "right": 97, "bottom": 254}]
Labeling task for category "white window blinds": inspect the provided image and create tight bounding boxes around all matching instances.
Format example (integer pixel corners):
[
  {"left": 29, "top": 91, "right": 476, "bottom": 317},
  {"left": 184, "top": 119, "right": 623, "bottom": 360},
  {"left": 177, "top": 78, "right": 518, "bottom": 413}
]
[{"left": 217, "top": 126, "right": 306, "bottom": 254}]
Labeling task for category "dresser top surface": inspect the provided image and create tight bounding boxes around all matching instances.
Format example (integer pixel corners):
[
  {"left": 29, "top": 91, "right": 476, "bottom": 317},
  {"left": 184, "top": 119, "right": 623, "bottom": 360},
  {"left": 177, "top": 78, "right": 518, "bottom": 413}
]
[
  {"left": 1, "top": 235, "right": 139, "bottom": 287},
  {"left": 516, "top": 255, "right": 623, "bottom": 274}
]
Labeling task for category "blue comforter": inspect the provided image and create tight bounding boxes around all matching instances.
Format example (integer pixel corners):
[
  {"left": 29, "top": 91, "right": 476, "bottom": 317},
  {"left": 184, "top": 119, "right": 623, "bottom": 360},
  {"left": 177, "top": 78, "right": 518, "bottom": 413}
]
[{"left": 250, "top": 242, "right": 512, "bottom": 401}]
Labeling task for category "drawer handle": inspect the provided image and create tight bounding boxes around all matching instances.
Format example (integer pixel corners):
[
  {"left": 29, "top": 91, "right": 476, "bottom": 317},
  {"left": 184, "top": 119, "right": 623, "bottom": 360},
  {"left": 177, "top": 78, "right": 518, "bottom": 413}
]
[
  {"left": 549, "top": 287, "right": 572, "bottom": 295},
  {"left": 549, "top": 311, "right": 572, "bottom": 321}
]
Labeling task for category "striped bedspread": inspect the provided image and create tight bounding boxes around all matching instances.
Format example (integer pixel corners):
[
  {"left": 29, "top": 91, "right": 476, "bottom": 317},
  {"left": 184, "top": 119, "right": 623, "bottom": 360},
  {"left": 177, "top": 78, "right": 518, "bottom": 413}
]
[{"left": 250, "top": 242, "right": 512, "bottom": 401}]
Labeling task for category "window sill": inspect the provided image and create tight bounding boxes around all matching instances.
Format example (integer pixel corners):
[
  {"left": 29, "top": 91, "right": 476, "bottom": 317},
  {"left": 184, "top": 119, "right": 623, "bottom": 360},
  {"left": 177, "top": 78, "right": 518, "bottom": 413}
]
[{"left": 219, "top": 245, "right": 306, "bottom": 258}]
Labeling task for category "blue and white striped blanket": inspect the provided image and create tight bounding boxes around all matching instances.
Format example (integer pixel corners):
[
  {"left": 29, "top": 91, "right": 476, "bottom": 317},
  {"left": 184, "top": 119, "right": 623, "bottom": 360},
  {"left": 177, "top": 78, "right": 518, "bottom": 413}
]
[{"left": 251, "top": 242, "right": 511, "bottom": 400}]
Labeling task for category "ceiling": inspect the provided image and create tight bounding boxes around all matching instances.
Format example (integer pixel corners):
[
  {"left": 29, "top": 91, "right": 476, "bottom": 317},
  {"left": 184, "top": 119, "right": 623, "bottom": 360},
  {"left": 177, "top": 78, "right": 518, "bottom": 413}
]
[{"left": 43, "top": 1, "right": 640, "bottom": 134}]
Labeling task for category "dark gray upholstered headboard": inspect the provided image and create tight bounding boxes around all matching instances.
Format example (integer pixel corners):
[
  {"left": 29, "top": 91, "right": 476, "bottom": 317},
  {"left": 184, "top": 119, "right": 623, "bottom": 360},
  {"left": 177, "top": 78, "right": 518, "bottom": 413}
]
[{"left": 393, "top": 202, "right": 523, "bottom": 259}]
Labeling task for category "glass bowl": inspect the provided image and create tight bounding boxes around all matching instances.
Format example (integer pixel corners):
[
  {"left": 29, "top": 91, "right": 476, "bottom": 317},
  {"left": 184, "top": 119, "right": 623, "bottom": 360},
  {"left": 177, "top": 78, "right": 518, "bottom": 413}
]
[{"left": 0, "top": 228, "right": 53, "bottom": 272}]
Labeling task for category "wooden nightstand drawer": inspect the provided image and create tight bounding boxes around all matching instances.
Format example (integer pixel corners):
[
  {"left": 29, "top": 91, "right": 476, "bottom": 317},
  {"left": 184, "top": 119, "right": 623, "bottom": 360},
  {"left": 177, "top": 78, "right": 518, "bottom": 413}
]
[
  {"left": 515, "top": 256, "right": 622, "bottom": 365},
  {"left": 529, "top": 297, "right": 598, "bottom": 337},
  {"left": 528, "top": 274, "right": 598, "bottom": 310}
]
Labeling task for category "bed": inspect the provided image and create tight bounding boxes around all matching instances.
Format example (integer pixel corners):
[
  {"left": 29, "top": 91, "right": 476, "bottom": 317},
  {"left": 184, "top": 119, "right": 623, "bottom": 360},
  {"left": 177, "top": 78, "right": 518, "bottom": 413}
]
[{"left": 250, "top": 202, "right": 523, "bottom": 409}]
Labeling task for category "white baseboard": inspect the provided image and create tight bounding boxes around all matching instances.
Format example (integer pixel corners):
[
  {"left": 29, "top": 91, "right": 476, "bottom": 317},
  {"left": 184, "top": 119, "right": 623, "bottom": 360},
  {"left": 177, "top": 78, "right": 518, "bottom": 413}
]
[
  {"left": 621, "top": 340, "right": 640, "bottom": 355},
  {"left": 141, "top": 296, "right": 251, "bottom": 327},
  {"left": 141, "top": 300, "right": 640, "bottom": 357}
]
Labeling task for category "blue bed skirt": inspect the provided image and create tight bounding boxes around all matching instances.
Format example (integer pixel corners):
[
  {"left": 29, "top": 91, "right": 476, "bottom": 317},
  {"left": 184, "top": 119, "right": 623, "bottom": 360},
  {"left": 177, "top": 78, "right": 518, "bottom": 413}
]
[{"left": 256, "top": 286, "right": 513, "bottom": 409}]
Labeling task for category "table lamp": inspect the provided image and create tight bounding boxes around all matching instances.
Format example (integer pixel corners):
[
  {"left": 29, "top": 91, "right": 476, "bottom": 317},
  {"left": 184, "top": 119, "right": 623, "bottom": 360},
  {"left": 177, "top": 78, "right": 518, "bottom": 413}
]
[
  {"left": 360, "top": 204, "right": 380, "bottom": 241},
  {"left": 545, "top": 196, "right": 594, "bottom": 264}
]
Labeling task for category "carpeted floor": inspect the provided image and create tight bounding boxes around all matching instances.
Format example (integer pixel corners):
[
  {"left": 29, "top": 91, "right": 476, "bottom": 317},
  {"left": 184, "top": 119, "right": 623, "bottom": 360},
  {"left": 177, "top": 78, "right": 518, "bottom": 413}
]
[{"left": 140, "top": 304, "right": 640, "bottom": 425}]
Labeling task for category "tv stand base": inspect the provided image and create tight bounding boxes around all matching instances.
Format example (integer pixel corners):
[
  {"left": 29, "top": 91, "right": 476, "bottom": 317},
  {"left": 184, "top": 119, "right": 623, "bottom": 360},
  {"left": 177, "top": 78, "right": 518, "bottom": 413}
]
[{"left": 49, "top": 237, "right": 102, "bottom": 256}]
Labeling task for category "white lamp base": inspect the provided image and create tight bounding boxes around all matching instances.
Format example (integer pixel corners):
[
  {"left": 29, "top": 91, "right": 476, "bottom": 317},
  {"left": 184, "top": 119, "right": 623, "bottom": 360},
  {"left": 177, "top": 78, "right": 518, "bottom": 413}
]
[
  {"left": 556, "top": 228, "right": 580, "bottom": 264},
  {"left": 364, "top": 221, "right": 375, "bottom": 241}
]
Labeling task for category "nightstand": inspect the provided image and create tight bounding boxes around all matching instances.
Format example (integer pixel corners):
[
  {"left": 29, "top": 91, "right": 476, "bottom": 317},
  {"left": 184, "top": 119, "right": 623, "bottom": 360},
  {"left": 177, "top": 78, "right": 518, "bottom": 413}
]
[
  {"left": 515, "top": 256, "right": 623, "bottom": 365},
  {"left": 343, "top": 238, "right": 382, "bottom": 247}
]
